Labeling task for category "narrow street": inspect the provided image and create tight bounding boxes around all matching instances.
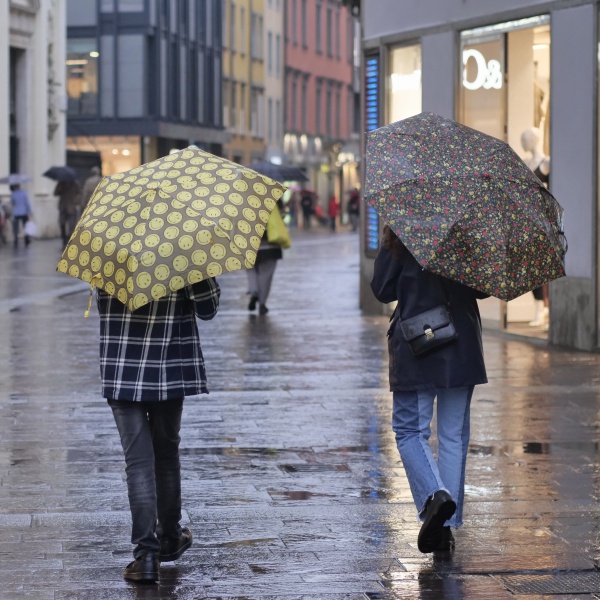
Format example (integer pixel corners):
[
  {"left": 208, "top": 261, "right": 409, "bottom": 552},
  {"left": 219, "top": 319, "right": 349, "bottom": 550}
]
[{"left": 1, "top": 230, "right": 600, "bottom": 598}]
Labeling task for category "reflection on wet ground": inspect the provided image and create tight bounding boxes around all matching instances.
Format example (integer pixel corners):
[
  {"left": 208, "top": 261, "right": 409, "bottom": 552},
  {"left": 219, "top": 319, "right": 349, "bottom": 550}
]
[{"left": 2, "top": 233, "right": 600, "bottom": 597}]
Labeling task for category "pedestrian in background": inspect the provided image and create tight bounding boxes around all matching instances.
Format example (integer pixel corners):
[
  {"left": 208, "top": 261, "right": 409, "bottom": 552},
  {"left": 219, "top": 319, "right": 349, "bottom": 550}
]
[
  {"left": 370, "top": 226, "right": 488, "bottom": 554},
  {"left": 300, "top": 189, "right": 314, "bottom": 229},
  {"left": 10, "top": 184, "right": 33, "bottom": 248},
  {"left": 247, "top": 201, "right": 287, "bottom": 315},
  {"left": 347, "top": 188, "right": 360, "bottom": 232},
  {"left": 55, "top": 180, "right": 82, "bottom": 247},
  {"left": 97, "top": 278, "right": 220, "bottom": 582},
  {"left": 80, "top": 165, "right": 102, "bottom": 215},
  {"left": 287, "top": 191, "right": 299, "bottom": 227},
  {"left": 328, "top": 195, "right": 339, "bottom": 232}
]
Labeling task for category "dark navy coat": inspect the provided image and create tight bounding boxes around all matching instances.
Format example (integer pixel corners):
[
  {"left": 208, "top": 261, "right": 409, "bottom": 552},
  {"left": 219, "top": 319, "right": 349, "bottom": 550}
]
[{"left": 371, "top": 247, "right": 488, "bottom": 392}]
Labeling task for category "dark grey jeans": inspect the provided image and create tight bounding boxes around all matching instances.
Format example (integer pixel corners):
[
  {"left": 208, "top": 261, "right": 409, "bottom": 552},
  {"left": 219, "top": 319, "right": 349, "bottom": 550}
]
[{"left": 108, "top": 398, "right": 184, "bottom": 558}]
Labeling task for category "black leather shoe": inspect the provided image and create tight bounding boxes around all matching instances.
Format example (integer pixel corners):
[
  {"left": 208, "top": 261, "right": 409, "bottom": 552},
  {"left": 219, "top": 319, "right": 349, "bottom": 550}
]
[
  {"left": 248, "top": 295, "right": 258, "bottom": 311},
  {"left": 123, "top": 552, "right": 159, "bottom": 582},
  {"left": 433, "top": 526, "right": 455, "bottom": 553},
  {"left": 158, "top": 527, "right": 193, "bottom": 562},
  {"left": 417, "top": 490, "right": 456, "bottom": 553},
  {"left": 259, "top": 304, "right": 269, "bottom": 315}
]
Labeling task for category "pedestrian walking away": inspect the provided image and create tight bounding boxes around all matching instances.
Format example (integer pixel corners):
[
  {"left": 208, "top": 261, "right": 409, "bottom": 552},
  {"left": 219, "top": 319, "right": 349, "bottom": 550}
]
[
  {"left": 247, "top": 200, "right": 290, "bottom": 315},
  {"left": 55, "top": 180, "right": 82, "bottom": 247},
  {"left": 80, "top": 165, "right": 102, "bottom": 216},
  {"left": 347, "top": 188, "right": 360, "bottom": 232},
  {"left": 97, "top": 278, "right": 220, "bottom": 583},
  {"left": 328, "top": 195, "right": 339, "bottom": 232},
  {"left": 371, "top": 226, "right": 488, "bottom": 554},
  {"left": 10, "top": 184, "right": 33, "bottom": 248},
  {"left": 300, "top": 189, "right": 314, "bottom": 229}
]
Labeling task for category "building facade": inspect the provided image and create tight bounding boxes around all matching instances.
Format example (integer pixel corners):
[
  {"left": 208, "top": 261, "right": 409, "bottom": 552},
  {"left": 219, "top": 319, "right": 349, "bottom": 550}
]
[
  {"left": 66, "top": 0, "right": 227, "bottom": 177},
  {"left": 284, "top": 0, "right": 359, "bottom": 211},
  {"left": 360, "top": 0, "right": 600, "bottom": 352},
  {"left": 222, "top": 0, "right": 267, "bottom": 165},
  {"left": 0, "top": 0, "right": 67, "bottom": 237},
  {"left": 263, "top": 0, "right": 284, "bottom": 164}
]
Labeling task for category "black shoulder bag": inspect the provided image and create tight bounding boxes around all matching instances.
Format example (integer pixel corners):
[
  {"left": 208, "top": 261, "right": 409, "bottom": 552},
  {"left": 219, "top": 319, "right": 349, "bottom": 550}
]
[{"left": 388, "top": 279, "right": 458, "bottom": 357}]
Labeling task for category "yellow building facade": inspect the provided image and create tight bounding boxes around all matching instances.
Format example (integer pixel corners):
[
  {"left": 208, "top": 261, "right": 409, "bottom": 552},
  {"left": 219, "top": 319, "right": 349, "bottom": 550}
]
[{"left": 222, "top": 0, "right": 266, "bottom": 165}]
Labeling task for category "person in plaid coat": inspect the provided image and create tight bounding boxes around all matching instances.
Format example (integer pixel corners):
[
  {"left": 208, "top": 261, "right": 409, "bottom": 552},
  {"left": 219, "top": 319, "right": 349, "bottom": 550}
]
[{"left": 97, "top": 278, "right": 220, "bottom": 583}]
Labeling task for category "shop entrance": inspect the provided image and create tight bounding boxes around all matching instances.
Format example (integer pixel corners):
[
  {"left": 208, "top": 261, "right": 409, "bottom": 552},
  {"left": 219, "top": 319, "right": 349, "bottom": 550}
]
[{"left": 459, "top": 16, "right": 551, "bottom": 339}]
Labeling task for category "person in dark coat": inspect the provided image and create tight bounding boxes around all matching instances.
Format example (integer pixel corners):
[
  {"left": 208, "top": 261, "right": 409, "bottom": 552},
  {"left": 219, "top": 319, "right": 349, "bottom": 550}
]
[
  {"left": 80, "top": 165, "right": 102, "bottom": 215},
  {"left": 97, "top": 278, "right": 220, "bottom": 582},
  {"left": 55, "top": 180, "right": 82, "bottom": 247},
  {"left": 371, "top": 226, "right": 488, "bottom": 554},
  {"left": 300, "top": 190, "right": 314, "bottom": 229}
]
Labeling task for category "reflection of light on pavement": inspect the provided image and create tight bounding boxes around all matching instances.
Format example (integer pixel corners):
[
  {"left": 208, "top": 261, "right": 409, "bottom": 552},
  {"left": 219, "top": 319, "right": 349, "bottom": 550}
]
[{"left": 464, "top": 484, "right": 495, "bottom": 497}]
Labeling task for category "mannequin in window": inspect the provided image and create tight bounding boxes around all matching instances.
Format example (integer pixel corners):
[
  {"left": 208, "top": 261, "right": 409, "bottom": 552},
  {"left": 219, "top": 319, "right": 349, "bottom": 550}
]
[
  {"left": 521, "top": 127, "right": 550, "bottom": 328},
  {"left": 521, "top": 127, "right": 550, "bottom": 185}
]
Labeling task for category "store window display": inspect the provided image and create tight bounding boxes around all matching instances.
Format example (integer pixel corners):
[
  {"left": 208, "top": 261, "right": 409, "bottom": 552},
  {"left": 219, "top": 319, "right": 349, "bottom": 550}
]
[
  {"left": 460, "top": 16, "right": 551, "bottom": 336},
  {"left": 521, "top": 126, "right": 550, "bottom": 328}
]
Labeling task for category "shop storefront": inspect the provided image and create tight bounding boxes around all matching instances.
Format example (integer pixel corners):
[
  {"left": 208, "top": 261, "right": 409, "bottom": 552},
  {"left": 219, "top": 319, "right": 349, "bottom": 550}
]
[
  {"left": 361, "top": 1, "right": 598, "bottom": 351},
  {"left": 66, "top": 136, "right": 141, "bottom": 176},
  {"left": 460, "top": 16, "right": 552, "bottom": 339}
]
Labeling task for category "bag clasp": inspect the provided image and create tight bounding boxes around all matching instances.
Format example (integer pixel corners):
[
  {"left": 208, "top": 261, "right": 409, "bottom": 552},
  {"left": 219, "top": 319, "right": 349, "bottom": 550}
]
[{"left": 424, "top": 327, "right": 435, "bottom": 341}]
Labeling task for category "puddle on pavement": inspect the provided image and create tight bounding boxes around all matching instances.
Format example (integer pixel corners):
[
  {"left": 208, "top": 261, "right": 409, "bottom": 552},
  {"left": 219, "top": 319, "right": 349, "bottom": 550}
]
[
  {"left": 361, "top": 488, "right": 390, "bottom": 500},
  {"left": 469, "top": 441, "right": 598, "bottom": 456},
  {"left": 279, "top": 463, "right": 350, "bottom": 473},
  {"left": 268, "top": 490, "right": 324, "bottom": 500},
  {"left": 180, "top": 447, "right": 285, "bottom": 456}
]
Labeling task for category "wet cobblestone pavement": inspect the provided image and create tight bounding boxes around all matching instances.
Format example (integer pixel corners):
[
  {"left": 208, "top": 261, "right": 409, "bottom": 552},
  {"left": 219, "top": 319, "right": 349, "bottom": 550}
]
[{"left": 2, "top": 231, "right": 600, "bottom": 598}]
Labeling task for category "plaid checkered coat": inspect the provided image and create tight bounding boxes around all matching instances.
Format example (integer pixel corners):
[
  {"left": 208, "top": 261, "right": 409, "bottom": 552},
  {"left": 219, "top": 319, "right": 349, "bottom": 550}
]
[{"left": 97, "top": 279, "right": 220, "bottom": 401}]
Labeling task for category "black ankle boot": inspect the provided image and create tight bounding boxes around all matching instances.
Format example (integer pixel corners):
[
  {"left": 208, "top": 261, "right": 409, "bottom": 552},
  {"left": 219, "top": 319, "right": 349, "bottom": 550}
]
[
  {"left": 433, "top": 526, "right": 455, "bottom": 552},
  {"left": 417, "top": 490, "right": 456, "bottom": 553},
  {"left": 123, "top": 551, "right": 159, "bottom": 582},
  {"left": 158, "top": 527, "right": 193, "bottom": 562}
]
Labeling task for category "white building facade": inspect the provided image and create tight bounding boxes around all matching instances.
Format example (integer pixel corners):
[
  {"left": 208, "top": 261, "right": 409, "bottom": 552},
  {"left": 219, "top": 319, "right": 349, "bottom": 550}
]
[
  {"left": 0, "top": 0, "right": 66, "bottom": 238},
  {"left": 360, "top": 0, "right": 600, "bottom": 351}
]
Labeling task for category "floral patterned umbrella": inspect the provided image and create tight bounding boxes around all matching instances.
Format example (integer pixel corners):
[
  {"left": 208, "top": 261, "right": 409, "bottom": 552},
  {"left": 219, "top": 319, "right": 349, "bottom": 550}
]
[{"left": 365, "top": 112, "right": 567, "bottom": 301}]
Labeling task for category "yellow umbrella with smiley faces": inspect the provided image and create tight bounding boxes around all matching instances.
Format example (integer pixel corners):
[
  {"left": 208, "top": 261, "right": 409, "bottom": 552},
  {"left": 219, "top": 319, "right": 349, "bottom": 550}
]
[{"left": 56, "top": 146, "right": 287, "bottom": 314}]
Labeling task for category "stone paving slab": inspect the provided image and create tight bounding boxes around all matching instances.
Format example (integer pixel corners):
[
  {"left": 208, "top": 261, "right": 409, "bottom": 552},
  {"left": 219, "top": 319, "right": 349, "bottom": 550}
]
[{"left": 2, "top": 234, "right": 600, "bottom": 598}]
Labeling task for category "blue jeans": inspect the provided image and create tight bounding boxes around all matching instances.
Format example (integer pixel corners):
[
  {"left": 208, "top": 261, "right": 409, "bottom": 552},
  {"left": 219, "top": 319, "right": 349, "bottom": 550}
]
[
  {"left": 392, "top": 386, "right": 474, "bottom": 528},
  {"left": 109, "top": 398, "right": 184, "bottom": 558}
]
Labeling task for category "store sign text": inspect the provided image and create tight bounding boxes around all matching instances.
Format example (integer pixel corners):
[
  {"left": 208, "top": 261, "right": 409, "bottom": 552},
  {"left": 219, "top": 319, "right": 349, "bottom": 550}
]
[{"left": 462, "top": 49, "right": 503, "bottom": 91}]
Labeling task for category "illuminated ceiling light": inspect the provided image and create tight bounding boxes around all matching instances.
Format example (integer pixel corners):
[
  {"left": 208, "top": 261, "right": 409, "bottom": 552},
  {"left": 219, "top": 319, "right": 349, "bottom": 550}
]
[
  {"left": 66, "top": 59, "right": 88, "bottom": 65},
  {"left": 89, "top": 51, "right": 100, "bottom": 58},
  {"left": 122, "top": 149, "right": 130, "bottom": 156},
  {"left": 532, "top": 44, "right": 549, "bottom": 50},
  {"left": 112, "top": 149, "right": 119, "bottom": 155}
]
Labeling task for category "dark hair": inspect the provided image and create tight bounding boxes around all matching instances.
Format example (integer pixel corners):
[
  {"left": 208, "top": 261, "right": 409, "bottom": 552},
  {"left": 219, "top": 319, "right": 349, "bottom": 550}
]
[
  {"left": 382, "top": 225, "right": 407, "bottom": 260},
  {"left": 10, "top": 184, "right": 19, "bottom": 192}
]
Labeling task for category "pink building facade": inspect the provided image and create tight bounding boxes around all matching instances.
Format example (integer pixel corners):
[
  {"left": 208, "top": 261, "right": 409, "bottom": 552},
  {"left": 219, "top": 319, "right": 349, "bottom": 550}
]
[{"left": 284, "top": 0, "right": 359, "bottom": 211}]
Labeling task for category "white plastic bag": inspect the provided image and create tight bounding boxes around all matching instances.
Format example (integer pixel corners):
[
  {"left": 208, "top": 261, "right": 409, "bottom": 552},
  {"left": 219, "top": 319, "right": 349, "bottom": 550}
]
[{"left": 23, "top": 220, "right": 38, "bottom": 238}]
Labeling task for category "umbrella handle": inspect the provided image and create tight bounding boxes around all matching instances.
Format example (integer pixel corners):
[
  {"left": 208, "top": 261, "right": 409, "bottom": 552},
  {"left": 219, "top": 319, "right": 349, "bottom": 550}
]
[{"left": 84, "top": 273, "right": 103, "bottom": 318}]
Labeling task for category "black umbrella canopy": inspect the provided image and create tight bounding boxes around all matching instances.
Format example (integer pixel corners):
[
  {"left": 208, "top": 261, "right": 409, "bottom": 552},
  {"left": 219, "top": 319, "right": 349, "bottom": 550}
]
[
  {"left": 245, "top": 161, "right": 309, "bottom": 183},
  {"left": 43, "top": 166, "right": 78, "bottom": 182}
]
